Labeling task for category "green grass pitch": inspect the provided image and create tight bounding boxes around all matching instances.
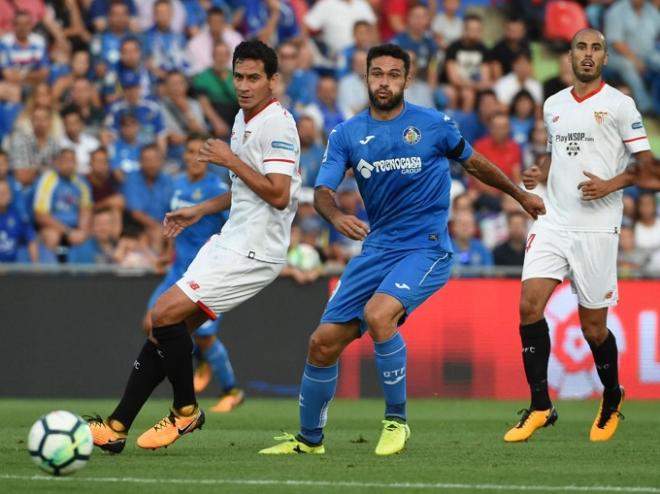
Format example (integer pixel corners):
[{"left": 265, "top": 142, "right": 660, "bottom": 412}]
[{"left": 1, "top": 398, "right": 659, "bottom": 494}]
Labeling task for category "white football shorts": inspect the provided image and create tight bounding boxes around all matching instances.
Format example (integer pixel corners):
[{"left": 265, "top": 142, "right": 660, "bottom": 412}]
[
  {"left": 176, "top": 234, "right": 283, "bottom": 319},
  {"left": 522, "top": 223, "right": 619, "bottom": 309}
]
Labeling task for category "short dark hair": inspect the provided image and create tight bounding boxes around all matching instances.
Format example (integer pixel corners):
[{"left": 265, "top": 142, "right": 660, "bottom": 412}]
[
  {"left": 186, "top": 133, "right": 208, "bottom": 145},
  {"left": 367, "top": 44, "right": 411, "bottom": 77},
  {"left": 353, "top": 20, "right": 371, "bottom": 32},
  {"left": 232, "top": 40, "right": 278, "bottom": 79},
  {"left": 60, "top": 105, "right": 82, "bottom": 120},
  {"left": 208, "top": 6, "right": 225, "bottom": 18},
  {"left": 109, "top": 0, "right": 129, "bottom": 11},
  {"left": 91, "top": 146, "right": 108, "bottom": 159},
  {"left": 57, "top": 148, "right": 76, "bottom": 159},
  {"left": 464, "top": 13, "right": 483, "bottom": 24},
  {"left": 140, "top": 143, "right": 161, "bottom": 157}
]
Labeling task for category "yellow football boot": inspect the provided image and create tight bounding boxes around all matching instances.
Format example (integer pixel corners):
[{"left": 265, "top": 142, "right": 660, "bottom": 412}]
[
  {"left": 258, "top": 433, "right": 325, "bottom": 455},
  {"left": 193, "top": 362, "right": 212, "bottom": 393},
  {"left": 374, "top": 419, "right": 411, "bottom": 456},
  {"left": 86, "top": 416, "right": 127, "bottom": 454},
  {"left": 504, "top": 407, "right": 558, "bottom": 442},
  {"left": 211, "top": 388, "right": 245, "bottom": 413}
]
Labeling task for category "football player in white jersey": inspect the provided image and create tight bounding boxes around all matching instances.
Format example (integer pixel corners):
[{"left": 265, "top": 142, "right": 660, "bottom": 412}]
[
  {"left": 88, "top": 40, "right": 301, "bottom": 453},
  {"left": 504, "top": 28, "right": 656, "bottom": 444}
]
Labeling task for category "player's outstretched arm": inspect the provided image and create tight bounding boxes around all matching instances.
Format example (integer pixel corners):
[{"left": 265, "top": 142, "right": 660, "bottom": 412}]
[
  {"left": 163, "top": 191, "right": 232, "bottom": 238},
  {"left": 314, "top": 186, "right": 369, "bottom": 241},
  {"left": 461, "top": 150, "right": 546, "bottom": 219}
]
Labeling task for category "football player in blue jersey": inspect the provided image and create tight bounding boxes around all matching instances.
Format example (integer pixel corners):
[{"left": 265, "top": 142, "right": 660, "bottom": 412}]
[
  {"left": 260, "top": 44, "right": 546, "bottom": 456},
  {"left": 143, "top": 134, "right": 244, "bottom": 414}
]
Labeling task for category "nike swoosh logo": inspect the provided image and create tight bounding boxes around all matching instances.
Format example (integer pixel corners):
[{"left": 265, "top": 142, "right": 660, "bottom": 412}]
[
  {"left": 384, "top": 375, "right": 406, "bottom": 385},
  {"left": 177, "top": 421, "right": 196, "bottom": 435},
  {"left": 359, "top": 135, "right": 375, "bottom": 144}
]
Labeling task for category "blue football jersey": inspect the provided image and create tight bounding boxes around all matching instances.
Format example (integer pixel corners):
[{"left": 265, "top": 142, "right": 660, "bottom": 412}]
[
  {"left": 170, "top": 173, "right": 229, "bottom": 270},
  {"left": 315, "top": 102, "right": 473, "bottom": 253}
]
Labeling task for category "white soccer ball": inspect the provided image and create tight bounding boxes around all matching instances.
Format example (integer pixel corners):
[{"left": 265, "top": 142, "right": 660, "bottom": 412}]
[{"left": 27, "top": 411, "right": 93, "bottom": 476}]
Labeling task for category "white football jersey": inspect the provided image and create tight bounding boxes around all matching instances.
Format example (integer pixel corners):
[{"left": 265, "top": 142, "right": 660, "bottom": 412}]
[
  {"left": 540, "top": 83, "right": 650, "bottom": 232},
  {"left": 217, "top": 99, "right": 301, "bottom": 263}
]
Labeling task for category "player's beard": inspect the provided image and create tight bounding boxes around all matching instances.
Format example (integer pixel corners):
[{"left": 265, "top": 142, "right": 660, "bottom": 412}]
[
  {"left": 368, "top": 86, "right": 405, "bottom": 112},
  {"left": 572, "top": 58, "right": 603, "bottom": 83}
]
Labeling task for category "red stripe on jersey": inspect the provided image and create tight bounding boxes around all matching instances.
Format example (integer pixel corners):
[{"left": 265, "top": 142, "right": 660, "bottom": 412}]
[
  {"left": 623, "top": 136, "right": 648, "bottom": 144},
  {"left": 264, "top": 158, "right": 296, "bottom": 164},
  {"left": 570, "top": 81, "right": 606, "bottom": 103},
  {"left": 196, "top": 300, "right": 218, "bottom": 320}
]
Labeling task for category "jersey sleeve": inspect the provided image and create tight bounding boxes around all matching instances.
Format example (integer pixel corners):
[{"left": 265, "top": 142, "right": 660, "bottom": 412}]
[
  {"left": 315, "top": 126, "right": 349, "bottom": 191},
  {"left": 617, "top": 96, "right": 650, "bottom": 154},
  {"left": 542, "top": 101, "right": 553, "bottom": 153},
  {"left": 259, "top": 116, "right": 300, "bottom": 176},
  {"left": 33, "top": 171, "right": 58, "bottom": 215},
  {"left": 438, "top": 113, "right": 473, "bottom": 162}
]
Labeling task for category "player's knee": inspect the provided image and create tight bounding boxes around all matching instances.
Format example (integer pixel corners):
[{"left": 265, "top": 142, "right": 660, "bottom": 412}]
[
  {"left": 308, "top": 333, "right": 340, "bottom": 366},
  {"left": 151, "top": 301, "right": 179, "bottom": 328},
  {"left": 519, "top": 296, "right": 544, "bottom": 324},
  {"left": 581, "top": 321, "right": 607, "bottom": 346},
  {"left": 364, "top": 305, "right": 395, "bottom": 335}
]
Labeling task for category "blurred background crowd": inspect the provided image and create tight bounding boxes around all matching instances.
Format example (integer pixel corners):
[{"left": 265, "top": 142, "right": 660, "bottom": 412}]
[{"left": 0, "top": 0, "right": 658, "bottom": 280}]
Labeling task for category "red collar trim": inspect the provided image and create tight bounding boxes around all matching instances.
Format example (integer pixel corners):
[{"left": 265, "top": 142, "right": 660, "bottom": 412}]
[
  {"left": 570, "top": 81, "right": 606, "bottom": 103},
  {"left": 244, "top": 98, "right": 278, "bottom": 124}
]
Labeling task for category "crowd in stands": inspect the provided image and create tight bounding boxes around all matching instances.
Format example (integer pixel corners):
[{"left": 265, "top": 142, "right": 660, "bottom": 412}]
[{"left": 0, "top": 0, "right": 658, "bottom": 278}]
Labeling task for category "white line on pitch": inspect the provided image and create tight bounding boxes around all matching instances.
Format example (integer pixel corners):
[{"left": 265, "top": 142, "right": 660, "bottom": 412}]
[{"left": 1, "top": 474, "right": 659, "bottom": 493}]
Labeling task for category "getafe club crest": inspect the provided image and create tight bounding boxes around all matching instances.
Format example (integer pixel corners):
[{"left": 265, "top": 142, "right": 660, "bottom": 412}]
[
  {"left": 402, "top": 126, "right": 421, "bottom": 145},
  {"left": 594, "top": 111, "right": 607, "bottom": 125}
]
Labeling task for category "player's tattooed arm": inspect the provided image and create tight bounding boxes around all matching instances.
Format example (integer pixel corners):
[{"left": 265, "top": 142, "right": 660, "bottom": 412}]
[
  {"left": 315, "top": 186, "right": 370, "bottom": 241},
  {"left": 461, "top": 150, "right": 546, "bottom": 219}
]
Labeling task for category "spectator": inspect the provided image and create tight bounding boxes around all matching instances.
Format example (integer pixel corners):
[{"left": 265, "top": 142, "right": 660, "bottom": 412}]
[
  {"left": 48, "top": 0, "right": 92, "bottom": 51},
  {"left": 136, "top": 0, "right": 187, "bottom": 35},
  {"left": 451, "top": 88, "right": 499, "bottom": 145},
  {"left": 33, "top": 148, "right": 92, "bottom": 258},
  {"left": 0, "top": 10, "right": 49, "bottom": 91},
  {"left": 0, "top": 77, "right": 22, "bottom": 143},
  {"left": 161, "top": 70, "right": 208, "bottom": 169},
  {"left": 121, "top": 144, "right": 174, "bottom": 253},
  {"left": 493, "top": 211, "right": 528, "bottom": 266},
  {"left": 304, "top": 0, "right": 376, "bottom": 59},
  {"left": 337, "top": 20, "right": 377, "bottom": 78},
  {"left": 604, "top": 0, "right": 660, "bottom": 114},
  {"left": 508, "top": 89, "right": 536, "bottom": 147},
  {"left": 52, "top": 50, "right": 96, "bottom": 104},
  {"left": 109, "top": 111, "right": 141, "bottom": 180},
  {"left": 304, "top": 75, "right": 347, "bottom": 138},
  {"left": 493, "top": 52, "right": 543, "bottom": 106},
  {"left": 618, "top": 223, "right": 648, "bottom": 273},
  {"left": 192, "top": 41, "right": 238, "bottom": 137},
  {"left": 374, "top": 0, "right": 407, "bottom": 42},
  {"left": 282, "top": 222, "right": 324, "bottom": 284},
  {"left": 472, "top": 113, "right": 521, "bottom": 211},
  {"left": 88, "top": 0, "right": 138, "bottom": 34},
  {"left": 522, "top": 118, "right": 549, "bottom": 170},
  {"left": 392, "top": 4, "right": 440, "bottom": 83},
  {"left": 404, "top": 50, "right": 435, "bottom": 108},
  {"left": 142, "top": 0, "right": 190, "bottom": 79},
  {"left": 113, "top": 221, "right": 160, "bottom": 269},
  {"left": 337, "top": 50, "right": 369, "bottom": 117},
  {"left": 9, "top": 105, "right": 60, "bottom": 172},
  {"left": 90, "top": 0, "right": 132, "bottom": 78},
  {"left": 0, "top": 150, "right": 24, "bottom": 216},
  {"left": 13, "top": 82, "right": 64, "bottom": 139},
  {"left": 104, "top": 71, "right": 168, "bottom": 152},
  {"left": 102, "top": 36, "right": 154, "bottom": 103},
  {"left": 634, "top": 192, "right": 660, "bottom": 255},
  {"left": 432, "top": 0, "right": 463, "bottom": 50},
  {"left": 277, "top": 41, "right": 319, "bottom": 110},
  {"left": 59, "top": 106, "right": 100, "bottom": 175},
  {"left": 68, "top": 78, "right": 105, "bottom": 139},
  {"left": 490, "top": 17, "right": 532, "bottom": 80},
  {"left": 443, "top": 14, "right": 492, "bottom": 112},
  {"left": 234, "top": 0, "right": 301, "bottom": 46},
  {"left": 543, "top": 53, "right": 572, "bottom": 100},
  {"left": 186, "top": 7, "right": 243, "bottom": 75},
  {"left": 67, "top": 207, "right": 118, "bottom": 264},
  {"left": 297, "top": 115, "right": 325, "bottom": 187},
  {"left": 0, "top": 180, "right": 38, "bottom": 262},
  {"left": 86, "top": 147, "right": 124, "bottom": 238},
  {"left": 450, "top": 209, "right": 493, "bottom": 267}
]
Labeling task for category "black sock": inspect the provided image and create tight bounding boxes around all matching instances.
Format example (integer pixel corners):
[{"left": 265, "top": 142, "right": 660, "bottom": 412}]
[
  {"left": 152, "top": 321, "right": 196, "bottom": 411},
  {"left": 589, "top": 329, "right": 621, "bottom": 404},
  {"left": 520, "top": 319, "right": 552, "bottom": 410},
  {"left": 109, "top": 339, "right": 166, "bottom": 430}
]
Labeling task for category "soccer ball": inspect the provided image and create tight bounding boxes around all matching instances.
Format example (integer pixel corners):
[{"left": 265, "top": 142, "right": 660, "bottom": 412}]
[{"left": 27, "top": 411, "right": 93, "bottom": 476}]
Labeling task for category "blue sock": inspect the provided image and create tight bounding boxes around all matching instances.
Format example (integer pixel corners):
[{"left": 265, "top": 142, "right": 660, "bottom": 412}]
[
  {"left": 299, "top": 362, "right": 338, "bottom": 445},
  {"left": 202, "top": 339, "right": 237, "bottom": 392},
  {"left": 374, "top": 332, "right": 407, "bottom": 421}
]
